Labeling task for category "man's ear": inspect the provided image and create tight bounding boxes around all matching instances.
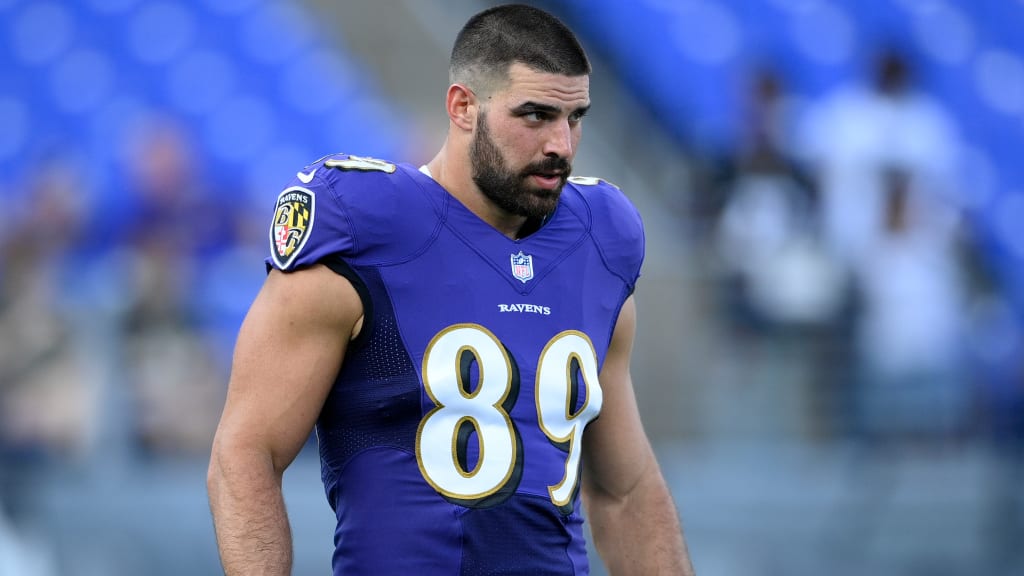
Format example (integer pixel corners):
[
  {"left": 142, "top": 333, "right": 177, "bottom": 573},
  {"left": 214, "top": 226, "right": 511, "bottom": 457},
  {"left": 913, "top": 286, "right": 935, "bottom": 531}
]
[{"left": 446, "top": 83, "right": 477, "bottom": 132}]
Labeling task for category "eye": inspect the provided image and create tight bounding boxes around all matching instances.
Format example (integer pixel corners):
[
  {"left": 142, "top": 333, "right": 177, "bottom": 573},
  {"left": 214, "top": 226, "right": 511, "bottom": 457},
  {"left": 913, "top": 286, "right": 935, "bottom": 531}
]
[
  {"left": 568, "top": 109, "right": 588, "bottom": 124},
  {"left": 523, "top": 111, "right": 549, "bottom": 122}
]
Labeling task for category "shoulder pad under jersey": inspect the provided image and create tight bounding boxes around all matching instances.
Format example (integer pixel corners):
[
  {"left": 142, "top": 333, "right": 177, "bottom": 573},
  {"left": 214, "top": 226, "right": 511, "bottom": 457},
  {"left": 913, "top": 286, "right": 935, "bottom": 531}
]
[
  {"left": 267, "top": 153, "right": 442, "bottom": 271},
  {"left": 565, "top": 176, "right": 645, "bottom": 290}
]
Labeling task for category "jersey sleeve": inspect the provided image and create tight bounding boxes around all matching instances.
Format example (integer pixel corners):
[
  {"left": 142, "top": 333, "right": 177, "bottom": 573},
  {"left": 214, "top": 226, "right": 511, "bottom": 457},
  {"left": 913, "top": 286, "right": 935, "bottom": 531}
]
[
  {"left": 267, "top": 159, "right": 355, "bottom": 271},
  {"left": 266, "top": 154, "right": 442, "bottom": 272},
  {"left": 571, "top": 177, "right": 646, "bottom": 292}
]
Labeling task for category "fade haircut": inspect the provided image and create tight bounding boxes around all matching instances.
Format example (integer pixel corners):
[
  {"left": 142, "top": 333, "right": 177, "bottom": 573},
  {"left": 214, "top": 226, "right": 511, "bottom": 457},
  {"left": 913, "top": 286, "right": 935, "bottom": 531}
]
[{"left": 450, "top": 4, "right": 591, "bottom": 94}]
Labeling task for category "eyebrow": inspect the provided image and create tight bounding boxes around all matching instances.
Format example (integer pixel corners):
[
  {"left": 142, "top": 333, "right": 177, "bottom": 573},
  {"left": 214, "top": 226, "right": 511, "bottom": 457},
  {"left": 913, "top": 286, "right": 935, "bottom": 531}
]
[{"left": 511, "top": 101, "right": 591, "bottom": 117}]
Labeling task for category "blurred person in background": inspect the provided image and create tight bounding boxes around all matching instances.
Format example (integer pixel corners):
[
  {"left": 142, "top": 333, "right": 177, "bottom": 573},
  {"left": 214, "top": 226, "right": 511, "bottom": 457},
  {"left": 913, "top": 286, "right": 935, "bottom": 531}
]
[
  {"left": 207, "top": 4, "right": 693, "bottom": 575},
  {"left": 851, "top": 166, "right": 970, "bottom": 445},
  {"left": 716, "top": 66, "right": 827, "bottom": 331},
  {"left": 795, "top": 45, "right": 969, "bottom": 443},
  {"left": 0, "top": 157, "right": 94, "bottom": 506},
  {"left": 115, "top": 116, "right": 231, "bottom": 456},
  {"left": 714, "top": 65, "right": 852, "bottom": 439},
  {"left": 0, "top": 155, "right": 89, "bottom": 576},
  {"left": 797, "top": 46, "right": 961, "bottom": 269},
  {"left": 0, "top": 158, "right": 92, "bottom": 456}
]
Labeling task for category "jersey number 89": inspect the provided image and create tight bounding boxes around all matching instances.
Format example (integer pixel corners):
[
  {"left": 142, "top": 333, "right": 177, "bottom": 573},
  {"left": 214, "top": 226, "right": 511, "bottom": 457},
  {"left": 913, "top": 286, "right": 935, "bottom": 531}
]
[{"left": 415, "top": 324, "right": 602, "bottom": 514}]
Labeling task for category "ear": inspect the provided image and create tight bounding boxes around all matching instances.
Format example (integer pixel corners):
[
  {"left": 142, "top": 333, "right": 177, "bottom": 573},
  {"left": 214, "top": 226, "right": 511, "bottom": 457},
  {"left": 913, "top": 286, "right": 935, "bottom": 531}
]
[{"left": 446, "top": 83, "right": 477, "bottom": 132}]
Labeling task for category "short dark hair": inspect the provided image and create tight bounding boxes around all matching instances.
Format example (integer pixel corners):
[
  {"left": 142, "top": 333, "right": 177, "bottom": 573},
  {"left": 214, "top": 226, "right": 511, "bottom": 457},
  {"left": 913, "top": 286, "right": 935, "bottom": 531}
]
[{"left": 450, "top": 4, "right": 591, "bottom": 92}]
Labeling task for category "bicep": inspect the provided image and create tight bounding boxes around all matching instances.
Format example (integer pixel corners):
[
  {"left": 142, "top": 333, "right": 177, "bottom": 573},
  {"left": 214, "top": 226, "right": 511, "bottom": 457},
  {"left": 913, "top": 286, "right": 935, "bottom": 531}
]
[
  {"left": 212, "top": 264, "right": 362, "bottom": 473},
  {"left": 582, "top": 296, "right": 658, "bottom": 498}
]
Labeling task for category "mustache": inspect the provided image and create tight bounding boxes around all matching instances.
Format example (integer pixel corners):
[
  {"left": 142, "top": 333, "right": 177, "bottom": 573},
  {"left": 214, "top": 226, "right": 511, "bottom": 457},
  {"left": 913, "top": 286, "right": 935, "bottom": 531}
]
[{"left": 523, "top": 156, "right": 572, "bottom": 176}]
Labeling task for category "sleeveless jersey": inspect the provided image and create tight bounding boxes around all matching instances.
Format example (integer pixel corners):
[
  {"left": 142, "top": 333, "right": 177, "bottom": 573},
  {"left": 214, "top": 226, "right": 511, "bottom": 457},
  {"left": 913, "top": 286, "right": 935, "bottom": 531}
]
[{"left": 266, "top": 153, "right": 645, "bottom": 575}]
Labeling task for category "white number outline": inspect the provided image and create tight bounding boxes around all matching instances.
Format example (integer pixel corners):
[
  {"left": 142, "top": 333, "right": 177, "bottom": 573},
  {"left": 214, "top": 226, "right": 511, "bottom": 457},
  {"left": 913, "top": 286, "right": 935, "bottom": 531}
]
[
  {"left": 415, "top": 325, "right": 602, "bottom": 512},
  {"left": 535, "top": 330, "right": 602, "bottom": 513},
  {"left": 416, "top": 324, "right": 521, "bottom": 505}
]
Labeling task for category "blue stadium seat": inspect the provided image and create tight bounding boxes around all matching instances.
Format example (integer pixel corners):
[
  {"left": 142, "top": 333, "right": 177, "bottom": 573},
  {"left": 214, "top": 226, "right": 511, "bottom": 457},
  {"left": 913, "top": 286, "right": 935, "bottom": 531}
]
[{"left": 0, "top": 0, "right": 403, "bottom": 200}]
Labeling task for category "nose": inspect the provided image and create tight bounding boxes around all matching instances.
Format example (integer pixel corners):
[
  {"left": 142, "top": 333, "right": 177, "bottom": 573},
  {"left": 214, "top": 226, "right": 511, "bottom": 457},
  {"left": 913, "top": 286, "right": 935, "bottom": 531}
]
[{"left": 543, "top": 119, "right": 574, "bottom": 159}]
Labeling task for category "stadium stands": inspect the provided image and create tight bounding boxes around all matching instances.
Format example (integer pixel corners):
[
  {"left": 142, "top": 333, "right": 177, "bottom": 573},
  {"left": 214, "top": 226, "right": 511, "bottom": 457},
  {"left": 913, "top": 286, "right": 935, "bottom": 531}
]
[{"left": 551, "top": 0, "right": 1024, "bottom": 316}]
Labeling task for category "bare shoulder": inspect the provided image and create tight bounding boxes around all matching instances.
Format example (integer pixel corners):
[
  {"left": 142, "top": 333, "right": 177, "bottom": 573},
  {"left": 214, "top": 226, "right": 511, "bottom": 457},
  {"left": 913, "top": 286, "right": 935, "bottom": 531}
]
[{"left": 213, "top": 264, "right": 362, "bottom": 471}]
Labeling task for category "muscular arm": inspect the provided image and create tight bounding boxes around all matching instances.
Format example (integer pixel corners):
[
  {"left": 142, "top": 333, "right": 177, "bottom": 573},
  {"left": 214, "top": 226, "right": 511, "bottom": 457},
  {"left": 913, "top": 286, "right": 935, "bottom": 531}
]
[
  {"left": 582, "top": 296, "right": 695, "bottom": 575},
  {"left": 207, "top": 264, "right": 362, "bottom": 576}
]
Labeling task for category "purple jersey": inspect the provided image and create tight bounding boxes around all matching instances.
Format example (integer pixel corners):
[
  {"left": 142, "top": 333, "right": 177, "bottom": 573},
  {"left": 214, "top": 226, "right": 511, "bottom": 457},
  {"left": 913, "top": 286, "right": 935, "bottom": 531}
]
[{"left": 267, "top": 154, "right": 644, "bottom": 575}]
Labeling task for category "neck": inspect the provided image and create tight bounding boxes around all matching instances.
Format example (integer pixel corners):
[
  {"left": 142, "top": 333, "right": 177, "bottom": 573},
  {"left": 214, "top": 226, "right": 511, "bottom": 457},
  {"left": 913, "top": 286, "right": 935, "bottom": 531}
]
[{"left": 426, "top": 143, "right": 528, "bottom": 239}]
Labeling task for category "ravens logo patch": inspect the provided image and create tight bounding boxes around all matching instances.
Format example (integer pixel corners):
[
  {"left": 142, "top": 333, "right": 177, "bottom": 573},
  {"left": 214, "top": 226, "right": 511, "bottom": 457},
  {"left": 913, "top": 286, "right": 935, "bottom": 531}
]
[{"left": 270, "top": 187, "right": 315, "bottom": 269}]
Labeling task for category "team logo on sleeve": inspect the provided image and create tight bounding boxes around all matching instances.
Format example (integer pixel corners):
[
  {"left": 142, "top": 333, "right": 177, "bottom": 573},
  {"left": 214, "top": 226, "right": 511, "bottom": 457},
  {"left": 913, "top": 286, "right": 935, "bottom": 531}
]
[
  {"left": 270, "top": 187, "right": 315, "bottom": 269},
  {"left": 510, "top": 251, "right": 534, "bottom": 283}
]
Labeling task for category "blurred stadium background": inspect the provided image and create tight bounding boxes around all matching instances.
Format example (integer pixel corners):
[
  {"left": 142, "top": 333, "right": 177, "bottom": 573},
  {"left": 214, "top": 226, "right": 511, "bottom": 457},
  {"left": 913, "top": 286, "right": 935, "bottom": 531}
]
[{"left": 1, "top": 0, "right": 1023, "bottom": 574}]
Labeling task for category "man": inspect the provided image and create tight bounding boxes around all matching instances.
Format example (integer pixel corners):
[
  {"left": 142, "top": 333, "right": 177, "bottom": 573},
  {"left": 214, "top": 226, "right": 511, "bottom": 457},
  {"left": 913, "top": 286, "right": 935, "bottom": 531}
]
[{"left": 207, "top": 4, "right": 694, "bottom": 574}]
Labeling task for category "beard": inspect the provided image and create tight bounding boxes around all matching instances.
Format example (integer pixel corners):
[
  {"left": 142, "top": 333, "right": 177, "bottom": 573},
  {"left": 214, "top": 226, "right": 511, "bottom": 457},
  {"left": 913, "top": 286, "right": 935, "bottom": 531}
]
[{"left": 470, "top": 113, "right": 571, "bottom": 221}]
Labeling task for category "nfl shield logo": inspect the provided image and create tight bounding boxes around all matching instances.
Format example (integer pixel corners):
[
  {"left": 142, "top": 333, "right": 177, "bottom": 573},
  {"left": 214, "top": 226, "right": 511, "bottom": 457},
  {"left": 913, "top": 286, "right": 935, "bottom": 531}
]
[{"left": 510, "top": 251, "right": 534, "bottom": 283}]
